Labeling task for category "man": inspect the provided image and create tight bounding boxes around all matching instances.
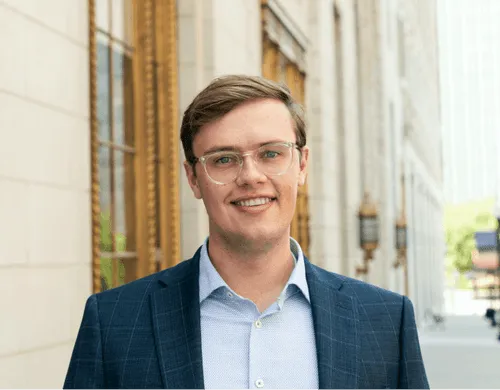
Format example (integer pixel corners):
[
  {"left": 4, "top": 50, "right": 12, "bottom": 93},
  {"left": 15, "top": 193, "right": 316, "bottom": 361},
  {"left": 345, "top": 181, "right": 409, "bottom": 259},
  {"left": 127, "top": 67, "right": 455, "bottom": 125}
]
[{"left": 64, "top": 75, "right": 429, "bottom": 389}]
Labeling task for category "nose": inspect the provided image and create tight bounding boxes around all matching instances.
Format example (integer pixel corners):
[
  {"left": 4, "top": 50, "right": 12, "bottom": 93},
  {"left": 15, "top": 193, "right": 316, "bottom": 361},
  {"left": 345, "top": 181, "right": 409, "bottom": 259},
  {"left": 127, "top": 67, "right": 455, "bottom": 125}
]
[{"left": 235, "top": 154, "right": 267, "bottom": 186}]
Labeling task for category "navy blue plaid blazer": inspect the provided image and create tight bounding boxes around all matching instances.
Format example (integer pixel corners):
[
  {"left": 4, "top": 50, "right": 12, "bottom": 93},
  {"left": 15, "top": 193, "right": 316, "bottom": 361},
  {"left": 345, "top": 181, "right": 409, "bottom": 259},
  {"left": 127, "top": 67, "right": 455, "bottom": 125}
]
[{"left": 64, "top": 248, "right": 429, "bottom": 389}]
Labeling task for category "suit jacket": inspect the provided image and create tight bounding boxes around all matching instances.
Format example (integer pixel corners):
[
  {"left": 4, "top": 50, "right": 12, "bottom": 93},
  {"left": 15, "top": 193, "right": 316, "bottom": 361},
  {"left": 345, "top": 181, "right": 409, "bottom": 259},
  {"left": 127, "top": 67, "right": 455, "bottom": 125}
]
[{"left": 64, "top": 248, "right": 429, "bottom": 389}]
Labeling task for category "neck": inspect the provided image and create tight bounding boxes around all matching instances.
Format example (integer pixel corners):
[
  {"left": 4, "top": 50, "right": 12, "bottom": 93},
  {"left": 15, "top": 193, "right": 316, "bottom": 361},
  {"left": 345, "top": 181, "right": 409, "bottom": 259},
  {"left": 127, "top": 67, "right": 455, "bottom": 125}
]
[{"left": 207, "top": 232, "right": 295, "bottom": 311}]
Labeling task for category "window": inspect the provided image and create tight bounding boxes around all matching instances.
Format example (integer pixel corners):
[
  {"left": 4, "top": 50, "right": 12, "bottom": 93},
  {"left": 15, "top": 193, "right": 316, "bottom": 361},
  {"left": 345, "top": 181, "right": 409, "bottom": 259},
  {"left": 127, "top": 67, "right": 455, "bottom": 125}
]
[
  {"left": 89, "top": 0, "right": 180, "bottom": 292},
  {"left": 261, "top": 0, "right": 310, "bottom": 256}
]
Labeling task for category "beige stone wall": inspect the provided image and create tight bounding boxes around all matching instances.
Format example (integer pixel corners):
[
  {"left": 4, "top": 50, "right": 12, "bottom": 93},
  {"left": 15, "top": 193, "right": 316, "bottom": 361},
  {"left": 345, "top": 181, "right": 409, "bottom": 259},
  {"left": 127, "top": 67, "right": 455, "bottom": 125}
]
[
  {"left": 305, "top": 0, "right": 341, "bottom": 271},
  {"left": 0, "top": 1, "right": 91, "bottom": 388},
  {"left": 177, "top": 0, "right": 212, "bottom": 260},
  {"left": 0, "top": 0, "right": 446, "bottom": 387},
  {"left": 177, "top": 0, "right": 262, "bottom": 260},
  {"left": 399, "top": 0, "right": 442, "bottom": 184},
  {"left": 333, "top": 0, "right": 365, "bottom": 278},
  {"left": 398, "top": 0, "right": 445, "bottom": 320},
  {"left": 275, "top": 0, "right": 309, "bottom": 37},
  {"left": 306, "top": 0, "right": 365, "bottom": 275},
  {"left": 176, "top": 1, "right": 445, "bottom": 316},
  {"left": 333, "top": 0, "right": 445, "bottom": 324}
]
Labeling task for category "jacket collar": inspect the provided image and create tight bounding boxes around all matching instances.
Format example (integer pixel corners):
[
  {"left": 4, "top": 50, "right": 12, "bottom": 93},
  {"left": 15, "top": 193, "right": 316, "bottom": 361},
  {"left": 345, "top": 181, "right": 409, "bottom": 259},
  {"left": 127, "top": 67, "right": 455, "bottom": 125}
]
[
  {"left": 304, "top": 259, "right": 360, "bottom": 388},
  {"left": 152, "top": 248, "right": 204, "bottom": 389},
  {"left": 198, "top": 237, "right": 311, "bottom": 304},
  {"left": 152, "top": 247, "right": 359, "bottom": 389}
]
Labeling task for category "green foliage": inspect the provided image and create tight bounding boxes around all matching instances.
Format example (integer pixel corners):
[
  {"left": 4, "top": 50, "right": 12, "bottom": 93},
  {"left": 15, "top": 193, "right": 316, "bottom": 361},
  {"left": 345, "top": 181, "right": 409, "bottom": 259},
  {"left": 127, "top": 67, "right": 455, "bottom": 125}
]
[
  {"left": 444, "top": 197, "right": 498, "bottom": 275},
  {"left": 100, "top": 210, "right": 113, "bottom": 252},
  {"left": 100, "top": 211, "right": 127, "bottom": 290},
  {"left": 446, "top": 228, "right": 475, "bottom": 273}
]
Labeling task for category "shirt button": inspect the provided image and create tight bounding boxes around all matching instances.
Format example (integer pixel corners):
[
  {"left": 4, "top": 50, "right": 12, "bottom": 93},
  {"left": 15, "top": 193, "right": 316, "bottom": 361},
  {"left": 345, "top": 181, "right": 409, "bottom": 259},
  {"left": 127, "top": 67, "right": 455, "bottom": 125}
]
[
  {"left": 227, "top": 292, "right": 233, "bottom": 298},
  {"left": 255, "top": 379, "right": 264, "bottom": 388},
  {"left": 255, "top": 319, "right": 263, "bottom": 329}
]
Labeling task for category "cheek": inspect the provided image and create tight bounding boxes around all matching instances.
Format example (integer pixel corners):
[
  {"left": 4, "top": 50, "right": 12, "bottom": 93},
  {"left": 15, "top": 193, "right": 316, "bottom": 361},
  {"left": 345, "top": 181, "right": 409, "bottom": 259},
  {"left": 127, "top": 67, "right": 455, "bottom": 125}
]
[
  {"left": 275, "top": 177, "right": 299, "bottom": 204},
  {"left": 199, "top": 183, "right": 228, "bottom": 213}
]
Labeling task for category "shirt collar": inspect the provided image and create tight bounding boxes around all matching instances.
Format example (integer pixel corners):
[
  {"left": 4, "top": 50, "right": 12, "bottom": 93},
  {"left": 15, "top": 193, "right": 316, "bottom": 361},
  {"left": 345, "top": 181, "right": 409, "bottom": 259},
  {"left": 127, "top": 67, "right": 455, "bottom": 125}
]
[{"left": 198, "top": 237, "right": 310, "bottom": 303}]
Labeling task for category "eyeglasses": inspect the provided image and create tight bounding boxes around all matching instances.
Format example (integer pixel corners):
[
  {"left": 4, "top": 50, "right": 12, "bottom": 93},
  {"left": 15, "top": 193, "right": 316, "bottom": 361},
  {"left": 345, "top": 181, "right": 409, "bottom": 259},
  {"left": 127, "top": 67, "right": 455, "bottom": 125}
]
[{"left": 192, "top": 141, "right": 301, "bottom": 185}]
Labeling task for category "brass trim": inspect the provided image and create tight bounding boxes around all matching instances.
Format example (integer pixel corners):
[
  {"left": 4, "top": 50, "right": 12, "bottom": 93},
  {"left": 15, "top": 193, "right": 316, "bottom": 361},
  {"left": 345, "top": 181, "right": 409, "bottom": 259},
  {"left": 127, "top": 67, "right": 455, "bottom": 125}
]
[
  {"left": 154, "top": 0, "right": 167, "bottom": 270},
  {"left": 262, "top": 37, "right": 279, "bottom": 82},
  {"left": 359, "top": 192, "right": 378, "bottom": 217},
  {"left": 166, "top": 0, "right": 181, "bottom": 268},
  {"left": 107, "top": 0, "right": 118, "bottom": 288},
  {"left": 132, "top": 0, "right": 150, "bottom": 279},
  {"left": 91, "top": 0, "right": 180, "bottom": 288},
  {"left": 143, "top": 0, "right": 158, "bottom": 275},
  {"left": 89, "top": 0, "right": 102, "bottom": 293},
  {"left": 157, "top": 0, "right": 181, "bottom": 269},
  {"left": 261, "top": 2, "right": 306, "bottom": 72}
]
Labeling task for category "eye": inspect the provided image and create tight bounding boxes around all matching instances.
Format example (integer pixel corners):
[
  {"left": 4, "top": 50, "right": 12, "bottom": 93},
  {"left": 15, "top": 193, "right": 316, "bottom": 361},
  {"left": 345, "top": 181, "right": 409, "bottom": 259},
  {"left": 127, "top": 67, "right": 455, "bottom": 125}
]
[
  {"left": 261, "top": 148, "right": 285, "bottom": 159},
  {"left": 217, "top": 156, "right": 231, "bottom": 164},
  {"left": 264, "top": 151, "right": 279, "bottom": 158},
  {"left": 213, "top": 155, "right": 237, "bottom": 165}
]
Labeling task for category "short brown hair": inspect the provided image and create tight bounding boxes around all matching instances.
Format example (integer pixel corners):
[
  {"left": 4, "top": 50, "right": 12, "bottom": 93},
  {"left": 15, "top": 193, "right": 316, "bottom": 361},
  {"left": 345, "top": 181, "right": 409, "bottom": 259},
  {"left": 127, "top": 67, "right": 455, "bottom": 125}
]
[{"left": 180, "top": 74, "right": 306, "bottom": 165}]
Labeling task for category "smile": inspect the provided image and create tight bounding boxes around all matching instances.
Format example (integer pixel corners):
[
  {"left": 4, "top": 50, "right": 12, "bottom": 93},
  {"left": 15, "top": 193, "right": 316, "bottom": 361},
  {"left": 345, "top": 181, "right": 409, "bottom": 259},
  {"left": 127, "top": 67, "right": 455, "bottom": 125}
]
[{"left": 232, "top": 197, "right": 276, "bottom": 207}]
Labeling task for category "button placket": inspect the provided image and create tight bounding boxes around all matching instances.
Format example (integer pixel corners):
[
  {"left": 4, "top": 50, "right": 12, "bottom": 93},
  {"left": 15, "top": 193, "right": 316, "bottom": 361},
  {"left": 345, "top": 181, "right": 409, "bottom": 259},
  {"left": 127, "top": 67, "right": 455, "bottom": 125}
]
[{"left": 249, "top": 316, "right": 266, "bottom": 390}]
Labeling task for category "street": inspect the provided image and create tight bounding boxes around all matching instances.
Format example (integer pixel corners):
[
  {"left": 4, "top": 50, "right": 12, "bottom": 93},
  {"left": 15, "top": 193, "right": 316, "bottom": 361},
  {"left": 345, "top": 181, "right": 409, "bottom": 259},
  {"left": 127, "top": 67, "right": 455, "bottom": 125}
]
[{"left": 420, "top": 315, "right": 500, "bottom": 388}]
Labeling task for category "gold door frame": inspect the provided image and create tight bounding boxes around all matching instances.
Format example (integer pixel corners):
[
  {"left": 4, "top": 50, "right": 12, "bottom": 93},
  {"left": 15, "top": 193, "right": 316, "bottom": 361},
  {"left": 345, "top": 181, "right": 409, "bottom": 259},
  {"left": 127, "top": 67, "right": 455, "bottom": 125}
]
[
  {"left": 261, "top": 1, "right": 310, "bottom": 256},
  {"left": 89, "top": 0, "right": 181, "bottom": 293}
]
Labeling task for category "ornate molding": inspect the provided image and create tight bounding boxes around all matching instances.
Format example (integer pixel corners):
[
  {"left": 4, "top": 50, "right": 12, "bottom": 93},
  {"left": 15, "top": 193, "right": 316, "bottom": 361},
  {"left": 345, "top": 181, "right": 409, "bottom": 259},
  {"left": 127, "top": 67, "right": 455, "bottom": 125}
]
[
  {"left": 263, "top": 0, "right": 308, "bottom": 49},
  {"left": 143, "top": 0, "right": 157, "bottom": 275},
  {"left": 156, "top": 0, "right": 181, "bottom": 269},
  {"left": 88, "top": 0, "right": 101, "bottom": 293},
  {"left": 262, "top": 0, "right": 306, "bottom": 72}
]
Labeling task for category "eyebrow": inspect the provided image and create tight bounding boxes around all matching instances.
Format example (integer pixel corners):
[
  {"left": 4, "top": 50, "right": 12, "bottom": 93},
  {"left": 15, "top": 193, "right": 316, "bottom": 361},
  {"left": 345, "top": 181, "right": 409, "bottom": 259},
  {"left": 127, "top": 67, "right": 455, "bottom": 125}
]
[{"left": 202, "top": 139, "right": 289, "bottom": 155}]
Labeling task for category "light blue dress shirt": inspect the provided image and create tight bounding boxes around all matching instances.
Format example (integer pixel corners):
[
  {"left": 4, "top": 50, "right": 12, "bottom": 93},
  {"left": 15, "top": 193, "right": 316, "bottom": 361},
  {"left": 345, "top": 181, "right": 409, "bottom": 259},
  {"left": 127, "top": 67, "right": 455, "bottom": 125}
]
[{"left": 199, "top": 238, "right": 319, "bottom": 389}]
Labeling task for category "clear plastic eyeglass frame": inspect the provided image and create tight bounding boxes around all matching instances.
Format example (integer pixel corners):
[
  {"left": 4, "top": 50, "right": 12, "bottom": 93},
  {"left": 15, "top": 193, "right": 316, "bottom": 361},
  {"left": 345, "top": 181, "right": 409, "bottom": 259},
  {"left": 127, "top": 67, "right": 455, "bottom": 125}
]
[{"left": 191, "top": 141, "right": 301, "bottom": 185}]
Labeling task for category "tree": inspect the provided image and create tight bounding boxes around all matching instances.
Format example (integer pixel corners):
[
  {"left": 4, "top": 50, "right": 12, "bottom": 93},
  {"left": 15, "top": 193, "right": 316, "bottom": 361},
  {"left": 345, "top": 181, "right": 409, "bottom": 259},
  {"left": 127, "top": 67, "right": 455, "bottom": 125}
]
[{"left": 444, "top": 198, "right": 497, "bottom": 275}]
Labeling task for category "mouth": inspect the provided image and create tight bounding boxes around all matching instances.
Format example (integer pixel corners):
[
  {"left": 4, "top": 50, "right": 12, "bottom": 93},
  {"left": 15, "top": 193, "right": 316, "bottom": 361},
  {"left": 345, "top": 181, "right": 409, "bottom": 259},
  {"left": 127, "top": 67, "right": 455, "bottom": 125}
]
[{"left": 230, "top": 197, "right": 277, "bottom": 207}]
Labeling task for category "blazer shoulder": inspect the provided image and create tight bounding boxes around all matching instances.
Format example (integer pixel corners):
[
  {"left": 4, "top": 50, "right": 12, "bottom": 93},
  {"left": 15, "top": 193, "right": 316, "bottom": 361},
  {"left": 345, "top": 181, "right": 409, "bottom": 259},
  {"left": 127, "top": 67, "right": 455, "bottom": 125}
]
[
  {"left": 310, "top": 262, "right": 404, "bottom": 305},
  {"left": 339, "top": 275, "right": 404, "bottom": 305},
  {"left": 94, "top": 256, "right": 197, "bottom": 303}
]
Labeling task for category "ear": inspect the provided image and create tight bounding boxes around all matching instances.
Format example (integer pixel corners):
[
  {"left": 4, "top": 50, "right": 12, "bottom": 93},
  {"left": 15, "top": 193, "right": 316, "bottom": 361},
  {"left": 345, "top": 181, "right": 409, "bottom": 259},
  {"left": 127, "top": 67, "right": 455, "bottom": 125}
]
[
  {"left": 183, "top": 161, "right": 203, "bottom": 199},
  {"left": 297, "top": 146, "right": 309, "bottom": 186}
]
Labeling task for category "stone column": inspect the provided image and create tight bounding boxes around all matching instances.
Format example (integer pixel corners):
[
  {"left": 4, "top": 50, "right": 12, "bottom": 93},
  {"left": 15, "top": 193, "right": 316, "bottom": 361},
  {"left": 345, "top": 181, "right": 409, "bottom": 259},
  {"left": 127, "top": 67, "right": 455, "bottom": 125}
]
[{"left": 306, "top": 0, "right": 342, "bottom": 271}]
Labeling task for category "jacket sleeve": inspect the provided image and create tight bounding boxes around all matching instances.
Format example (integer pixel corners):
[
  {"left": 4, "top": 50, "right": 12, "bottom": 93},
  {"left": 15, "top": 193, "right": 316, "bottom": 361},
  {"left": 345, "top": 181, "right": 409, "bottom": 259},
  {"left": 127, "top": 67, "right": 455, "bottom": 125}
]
[
  {"left": 397, "top": 296, "right": 430, "bottom": 389},
  {"left": 63, "top": 294, "right": 104, "bottom": 389}
]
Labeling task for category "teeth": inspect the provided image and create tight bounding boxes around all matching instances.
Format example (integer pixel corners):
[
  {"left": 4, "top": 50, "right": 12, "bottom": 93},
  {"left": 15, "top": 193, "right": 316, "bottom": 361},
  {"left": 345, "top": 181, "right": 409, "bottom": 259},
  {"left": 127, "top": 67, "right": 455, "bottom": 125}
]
[{"left": 235, "top": 197, "right": 273, "bottom": 207}]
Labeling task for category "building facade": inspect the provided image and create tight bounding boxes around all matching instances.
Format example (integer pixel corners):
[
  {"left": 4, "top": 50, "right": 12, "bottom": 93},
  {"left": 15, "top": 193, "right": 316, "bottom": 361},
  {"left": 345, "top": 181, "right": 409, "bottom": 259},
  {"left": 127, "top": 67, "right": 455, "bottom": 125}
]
[
  {"left": 0, "top": 0, "right": 444, "bottom": 387},
  {"left": 438, "top": 0, "right": 500, "bottom": 205}
]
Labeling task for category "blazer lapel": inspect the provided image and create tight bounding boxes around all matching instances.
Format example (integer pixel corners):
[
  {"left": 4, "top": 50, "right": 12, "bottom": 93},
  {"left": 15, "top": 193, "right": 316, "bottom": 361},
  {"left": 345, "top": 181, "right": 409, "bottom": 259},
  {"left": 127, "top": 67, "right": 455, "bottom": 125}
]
[
  {"left": 305, "top": 259, "right": 360, "bottom": 389},
  {"left": 151, "top": 252, "right": 205, "bottom": 389}
]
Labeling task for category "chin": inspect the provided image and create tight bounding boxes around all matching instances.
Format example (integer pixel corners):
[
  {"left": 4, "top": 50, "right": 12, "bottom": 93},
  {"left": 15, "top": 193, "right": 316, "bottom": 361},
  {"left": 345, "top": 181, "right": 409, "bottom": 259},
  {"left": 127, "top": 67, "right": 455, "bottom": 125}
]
[
  {"left": 211, "top": 216, "right": 289, "bottom": 244},
  {"left": 234, "top": 226, "right": 285, "bottom": 244}
]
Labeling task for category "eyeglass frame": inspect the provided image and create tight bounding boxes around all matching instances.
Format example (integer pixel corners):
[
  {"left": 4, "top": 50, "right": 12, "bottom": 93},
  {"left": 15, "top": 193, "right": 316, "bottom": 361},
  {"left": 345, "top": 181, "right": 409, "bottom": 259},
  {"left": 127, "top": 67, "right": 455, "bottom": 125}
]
[{"left": 189, "top": 141, "right": 303, "bottom": 185}]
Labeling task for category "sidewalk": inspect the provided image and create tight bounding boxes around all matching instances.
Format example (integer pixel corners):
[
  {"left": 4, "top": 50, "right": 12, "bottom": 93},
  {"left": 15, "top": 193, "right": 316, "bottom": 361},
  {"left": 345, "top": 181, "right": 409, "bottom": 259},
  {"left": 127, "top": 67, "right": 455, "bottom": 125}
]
[{"left": 420, "top": 315, "right": 500, "bottom": 388}]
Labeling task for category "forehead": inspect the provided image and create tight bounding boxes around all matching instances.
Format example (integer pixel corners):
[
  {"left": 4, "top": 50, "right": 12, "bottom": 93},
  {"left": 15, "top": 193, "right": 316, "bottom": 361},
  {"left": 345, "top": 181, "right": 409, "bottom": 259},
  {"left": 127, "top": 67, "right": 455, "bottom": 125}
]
[{"left": 193, "top": 98, "right": 296, "bottom": 154}]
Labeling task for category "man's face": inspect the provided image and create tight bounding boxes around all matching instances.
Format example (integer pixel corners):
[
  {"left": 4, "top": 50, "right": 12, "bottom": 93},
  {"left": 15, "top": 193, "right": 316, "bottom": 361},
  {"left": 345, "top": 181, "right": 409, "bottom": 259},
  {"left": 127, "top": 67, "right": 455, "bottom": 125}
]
[{"left": 184, "top": 98, "right": 309, "bottom": 246}]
